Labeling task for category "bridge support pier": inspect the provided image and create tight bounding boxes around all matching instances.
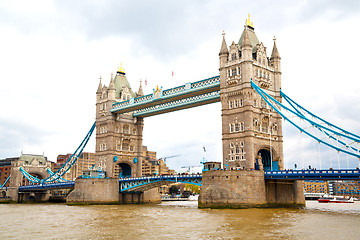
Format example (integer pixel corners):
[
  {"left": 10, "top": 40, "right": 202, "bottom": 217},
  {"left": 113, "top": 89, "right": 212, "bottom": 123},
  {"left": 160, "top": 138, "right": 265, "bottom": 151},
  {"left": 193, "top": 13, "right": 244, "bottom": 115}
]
[
  {"left": 67, "top": 178, "right": 119, "bottom": 204},
  {"left": 199, "top": 170, "right": 305, "bottom": 208},
  {"left": 119, "top": 188, "right": 161, "bottom": 204}
]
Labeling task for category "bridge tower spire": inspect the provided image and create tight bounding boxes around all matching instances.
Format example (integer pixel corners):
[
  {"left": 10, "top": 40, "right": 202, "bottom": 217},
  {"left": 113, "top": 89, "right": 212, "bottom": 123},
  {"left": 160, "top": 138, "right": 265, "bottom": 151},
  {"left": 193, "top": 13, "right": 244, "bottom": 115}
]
[{"left": 219, "top": 18, "right": 284, "bottom": 171}]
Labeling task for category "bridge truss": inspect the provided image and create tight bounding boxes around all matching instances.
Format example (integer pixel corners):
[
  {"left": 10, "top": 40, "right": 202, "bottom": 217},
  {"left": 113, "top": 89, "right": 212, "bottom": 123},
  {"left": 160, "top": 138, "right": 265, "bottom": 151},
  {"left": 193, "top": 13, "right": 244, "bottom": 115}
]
[{"left": 119, "top": 174, "right": 202, "bottom": 192}]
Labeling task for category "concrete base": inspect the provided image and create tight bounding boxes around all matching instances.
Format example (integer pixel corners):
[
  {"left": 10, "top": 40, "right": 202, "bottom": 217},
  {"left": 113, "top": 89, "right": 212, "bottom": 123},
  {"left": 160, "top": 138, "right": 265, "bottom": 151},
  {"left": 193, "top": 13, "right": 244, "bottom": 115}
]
[
  {"left": 120, "top": 188, "right": 161, "bottom": 204},
  {"left": 199, "top": 170, "right": 305, "bottom": 209},
  {"left": 67, "top": 178, "right": 119, "bottom": 204}
]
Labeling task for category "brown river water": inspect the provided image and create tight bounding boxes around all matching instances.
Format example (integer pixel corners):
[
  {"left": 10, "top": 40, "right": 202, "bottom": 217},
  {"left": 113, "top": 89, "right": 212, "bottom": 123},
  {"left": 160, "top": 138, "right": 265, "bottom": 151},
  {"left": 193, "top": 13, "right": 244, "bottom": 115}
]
[{"left": 1, "top": 201, "right": 360, "bottom": 240}]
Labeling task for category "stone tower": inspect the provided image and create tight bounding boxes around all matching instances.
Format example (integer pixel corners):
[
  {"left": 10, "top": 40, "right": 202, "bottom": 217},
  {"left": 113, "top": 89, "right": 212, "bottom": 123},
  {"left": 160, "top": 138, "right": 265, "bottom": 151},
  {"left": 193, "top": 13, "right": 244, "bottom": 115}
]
[
  {"left": 95, "top": 66, "right": 144, "bottom": 178},
  {"left": 219, "top": 17, "right": 284, "bottom": 171}
]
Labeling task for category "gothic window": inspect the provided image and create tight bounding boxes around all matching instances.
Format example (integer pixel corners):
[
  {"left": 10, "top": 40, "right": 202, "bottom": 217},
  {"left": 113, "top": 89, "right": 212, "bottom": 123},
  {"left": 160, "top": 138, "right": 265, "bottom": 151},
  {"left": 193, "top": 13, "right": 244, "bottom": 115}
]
[
  {"left": 236, "top": 146, "right": 240, "bottom": 154},
  {"left": 261, "top": 99, "right": 267, "bottom": 108},
  {"left": 230, "top": 142, "right": 234, "bottom": 148},
  {"left": 235, "top": 155, "right": 240, "bottom": 160},
  {"left": 261, "top": 117, "right": 269, "bottom": 133},
  {"left": 132, "top": 128, "right": 136, "bottom": 135},
  {"left": 228, "top": 69, "right": 231, "bottom": 77},
  {"left": 240, "top": 141, "right": 244, "bottom": 147},
  {"left": 116, "top": 144, "right": 121, "bottom": 151},
  {"left": 234, "top": 100, "right": 238, "bottom": 108},
  {"left": 240, "top": 122, "right": 245, "bottom": 131},
  {"left": 231, "top": 53, "right": 237, "bottom": 61},
  {"left": 240, "top": 99, "right": 243, "bottom": 107},
  {"left": 130, "top": 146, "right": 134, "bottom": 152},
  {"left": 235, "top": 123, "right": 240, "bottom": 132},
  {"left": 123, "top": 124, "right": 129, "bottom": 134},
  {"left": 237, "top": 67, "right": 241, "bottom": 75},
  {"left": 230, "top": 124, "right": 234, "bottom": 133},
  {"left": 229, "top": 101, "right": 233, "bottom": 109},
  {"left": 122, "top": 143, "right": 129, "bottom": 151},
  {"left": 232, "top": 68, "right": 236, "bottom": 76}
]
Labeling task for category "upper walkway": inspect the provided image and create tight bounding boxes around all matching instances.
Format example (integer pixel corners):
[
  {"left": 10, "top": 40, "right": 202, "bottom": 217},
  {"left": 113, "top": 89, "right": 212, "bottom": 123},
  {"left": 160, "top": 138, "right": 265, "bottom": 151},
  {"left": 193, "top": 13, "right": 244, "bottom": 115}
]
[{"left": 111, "top": 76, "right": 220, "bottom": 117}]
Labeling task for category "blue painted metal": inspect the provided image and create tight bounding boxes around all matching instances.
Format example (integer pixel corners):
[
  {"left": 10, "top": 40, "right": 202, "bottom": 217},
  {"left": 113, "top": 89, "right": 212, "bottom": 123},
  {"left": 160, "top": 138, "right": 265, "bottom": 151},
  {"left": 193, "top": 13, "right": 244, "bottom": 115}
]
[
  {"left": 46, "top": 168, "right": 69, "bottom": 182},
  {"left": 119, "top": 174, "right": 202, "bottom": 192},
  {"left": 19, "top": 122, "right": 96, "bottom": 183},
  {"left": 18, "top": 181, "right": 75, "bottom": 191},
  {"left": 281, "top": 90, "right": 360, "bottom": 140},
  {"left": 251, "top": 81, "right": 360, "bottom": 158},
  {"left": 111, "top": 76, "right": 220, "bottom": 117},
  {"left": 16, "top": 169, "right": 360, "bottom": 192},
  {"left": 113, "top": 156, "right": 118, "bottom": 162},
  {"left": 132, "top": 91, "right": 220, "bottom": 117},
  {"left": 264, "top": 169, "right": 360, "bottom": 180}
]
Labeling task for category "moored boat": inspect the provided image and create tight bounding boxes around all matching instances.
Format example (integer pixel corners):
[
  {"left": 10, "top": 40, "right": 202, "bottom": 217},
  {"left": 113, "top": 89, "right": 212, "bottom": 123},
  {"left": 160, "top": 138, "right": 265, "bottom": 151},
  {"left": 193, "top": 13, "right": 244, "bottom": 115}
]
[{"left": 318, "top": 195, "right": 354, "bottom": 203}]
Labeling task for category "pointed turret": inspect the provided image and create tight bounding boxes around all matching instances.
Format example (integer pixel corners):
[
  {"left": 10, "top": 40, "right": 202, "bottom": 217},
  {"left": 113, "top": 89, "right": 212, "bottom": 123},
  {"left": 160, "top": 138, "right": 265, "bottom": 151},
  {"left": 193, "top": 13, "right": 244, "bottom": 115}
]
[
  {"left": 219, "top": 31, "right": 229, "bottom": 55},
  {"left": 137, "top": 79, "right": 144, "bottom": 97},
  {"left": 109, "top": 73, "right": 115, "bottom": 90},
  {"left": 271, "top": 37, "right": 281, "bottom": 60},
  {"left": 96, "top": 76, "right": 102, "bottom": 94}
]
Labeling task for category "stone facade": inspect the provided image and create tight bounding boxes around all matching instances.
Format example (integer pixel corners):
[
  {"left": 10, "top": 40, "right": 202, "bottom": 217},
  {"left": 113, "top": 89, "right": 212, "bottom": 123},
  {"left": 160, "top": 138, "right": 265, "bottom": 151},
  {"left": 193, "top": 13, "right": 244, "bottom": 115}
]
[
  {"left": 8, "top": 154, "right": 52, "bottom": 201},
  {"left": 95, "top": 68, "right": 144, "bottom": 178},
  {"left": 219, "top": 19, "right": 283, "bottom": 171}
]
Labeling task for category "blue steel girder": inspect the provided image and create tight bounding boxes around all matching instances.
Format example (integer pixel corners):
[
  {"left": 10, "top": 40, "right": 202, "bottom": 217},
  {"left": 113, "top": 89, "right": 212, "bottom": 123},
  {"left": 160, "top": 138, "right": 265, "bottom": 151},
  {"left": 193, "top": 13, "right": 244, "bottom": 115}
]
[
  {"left": 18, "top": 181, "right": 75, "bottom": 191},
  {"left": 265, "top": 169, "right": 360, "bottom": 180},
  {"left": 111, "top": 76, "right": 220, "bottom": 117},
  {"left": 119, "top": 175, "right": 203, "bottom": 192}
]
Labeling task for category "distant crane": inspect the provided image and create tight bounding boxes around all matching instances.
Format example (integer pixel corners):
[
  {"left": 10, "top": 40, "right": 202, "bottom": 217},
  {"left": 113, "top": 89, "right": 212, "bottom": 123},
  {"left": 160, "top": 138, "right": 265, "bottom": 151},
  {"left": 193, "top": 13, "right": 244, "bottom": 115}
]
[{"left": 159, "top": 155, "right": 180, "bottom": 163}]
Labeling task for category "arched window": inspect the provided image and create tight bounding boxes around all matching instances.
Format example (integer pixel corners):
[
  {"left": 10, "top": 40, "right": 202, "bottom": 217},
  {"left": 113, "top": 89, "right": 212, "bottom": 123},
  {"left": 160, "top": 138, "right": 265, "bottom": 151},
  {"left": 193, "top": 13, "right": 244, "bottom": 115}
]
[
  {"left": 262, "top": 117, "right": 269, "bottom": 133},
  {"left": 240, "top": 122, "right": 245, "bottom": 131},
  {"left": 240, "top": 99, "right": 243, "bottom": 107},
  {"left": 123, "top": 124, "right": 129, "bottom": 134}
]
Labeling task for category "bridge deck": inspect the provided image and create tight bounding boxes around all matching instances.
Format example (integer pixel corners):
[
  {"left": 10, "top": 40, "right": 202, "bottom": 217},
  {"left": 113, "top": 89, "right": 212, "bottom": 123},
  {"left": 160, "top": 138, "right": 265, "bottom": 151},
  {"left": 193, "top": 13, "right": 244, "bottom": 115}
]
[{"left": 16, "top": 169, "right": 360, "bottom": 192}]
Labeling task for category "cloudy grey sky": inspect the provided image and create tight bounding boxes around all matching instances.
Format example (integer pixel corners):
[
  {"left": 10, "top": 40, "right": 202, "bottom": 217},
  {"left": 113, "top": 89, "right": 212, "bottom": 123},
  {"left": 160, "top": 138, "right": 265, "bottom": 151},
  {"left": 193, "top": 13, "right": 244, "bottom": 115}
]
[{"left": 1, "top": 0, "right": 360, "bottom": 171}]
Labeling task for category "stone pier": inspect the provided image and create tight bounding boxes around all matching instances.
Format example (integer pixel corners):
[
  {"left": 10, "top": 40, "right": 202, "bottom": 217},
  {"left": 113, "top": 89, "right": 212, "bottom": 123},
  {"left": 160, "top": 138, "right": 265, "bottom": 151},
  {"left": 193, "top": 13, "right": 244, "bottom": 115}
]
[{"left": 199, "top": 170, "right": 305, "bottom": 208}]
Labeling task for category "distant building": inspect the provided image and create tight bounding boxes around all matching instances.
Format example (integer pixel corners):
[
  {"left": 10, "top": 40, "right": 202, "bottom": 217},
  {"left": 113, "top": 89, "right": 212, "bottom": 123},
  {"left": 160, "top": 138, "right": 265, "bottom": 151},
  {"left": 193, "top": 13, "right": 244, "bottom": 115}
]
[
  {"left": 332, "top": 180, "right": 360, "bottom": 198},
  {"left": 303, "top": 180, "right": 328, "bottom": 194},
  {"left": 0, "top": 158, "right": 16, "bottom": 187}
]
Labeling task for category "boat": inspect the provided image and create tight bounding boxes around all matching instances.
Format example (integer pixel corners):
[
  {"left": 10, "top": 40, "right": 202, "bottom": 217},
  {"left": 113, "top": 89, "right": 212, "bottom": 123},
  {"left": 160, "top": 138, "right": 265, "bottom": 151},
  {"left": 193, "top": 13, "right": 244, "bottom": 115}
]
[
  {"left": 189, "top": 195, "right": 199, "bottom": 201},
  {"left": 318, "top": 195, "right": 354, "bottom": 203}
]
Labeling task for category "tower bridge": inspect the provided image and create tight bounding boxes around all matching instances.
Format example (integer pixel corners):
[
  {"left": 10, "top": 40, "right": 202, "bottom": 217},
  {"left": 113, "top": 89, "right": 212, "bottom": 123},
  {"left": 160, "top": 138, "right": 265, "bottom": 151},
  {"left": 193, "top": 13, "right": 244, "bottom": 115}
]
[{"left": 4, "top": 16, "right": 360, "bottom": 207}]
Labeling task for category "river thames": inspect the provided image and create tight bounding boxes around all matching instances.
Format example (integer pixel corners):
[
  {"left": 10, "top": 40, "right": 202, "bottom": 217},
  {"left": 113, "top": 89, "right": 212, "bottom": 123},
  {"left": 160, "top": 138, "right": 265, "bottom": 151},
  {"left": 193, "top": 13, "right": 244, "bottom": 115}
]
[{"left": 1, "top": 201, "right": 360, "bottom": 239}]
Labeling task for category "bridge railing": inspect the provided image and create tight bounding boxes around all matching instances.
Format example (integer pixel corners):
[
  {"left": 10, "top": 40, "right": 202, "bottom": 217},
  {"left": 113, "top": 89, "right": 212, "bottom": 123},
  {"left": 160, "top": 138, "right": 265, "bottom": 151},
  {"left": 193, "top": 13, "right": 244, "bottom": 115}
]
[
  {"left": 119, "top": 174, "right": 203, "bottom": 182},
  {"left": 265, "top": 169, "right": 360, "bottom": 180}
]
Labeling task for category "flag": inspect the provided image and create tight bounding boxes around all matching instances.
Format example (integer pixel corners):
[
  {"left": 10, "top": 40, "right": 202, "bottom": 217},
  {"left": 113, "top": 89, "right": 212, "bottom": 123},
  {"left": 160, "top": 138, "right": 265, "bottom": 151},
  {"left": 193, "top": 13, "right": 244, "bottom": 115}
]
[
  {"left": 145, "top": 79, "right": 147, "bottom": 86},
  {"left": 172, "top": 71, "right": 174, "bottom": 77},
  {"left": 203, "top": 146, "right": 206, "bottom": 152}
]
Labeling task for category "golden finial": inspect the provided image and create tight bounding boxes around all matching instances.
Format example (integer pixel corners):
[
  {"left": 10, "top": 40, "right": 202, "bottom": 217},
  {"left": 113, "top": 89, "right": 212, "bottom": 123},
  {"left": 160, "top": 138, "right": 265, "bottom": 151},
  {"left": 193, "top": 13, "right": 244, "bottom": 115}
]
[
  {"left": 117, "top": 63, "right": 125, "bottom": 74},
  {"left": 246, "top": 13, "right": 254, "bottom": 27}
]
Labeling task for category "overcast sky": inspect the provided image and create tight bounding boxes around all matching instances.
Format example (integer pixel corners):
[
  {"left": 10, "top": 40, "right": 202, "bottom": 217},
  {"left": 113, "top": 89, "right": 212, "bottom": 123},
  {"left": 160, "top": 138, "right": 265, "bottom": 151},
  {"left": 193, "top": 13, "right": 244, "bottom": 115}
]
[{"left": 1, "top": 0, "right": 360, "bottom": 171}]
